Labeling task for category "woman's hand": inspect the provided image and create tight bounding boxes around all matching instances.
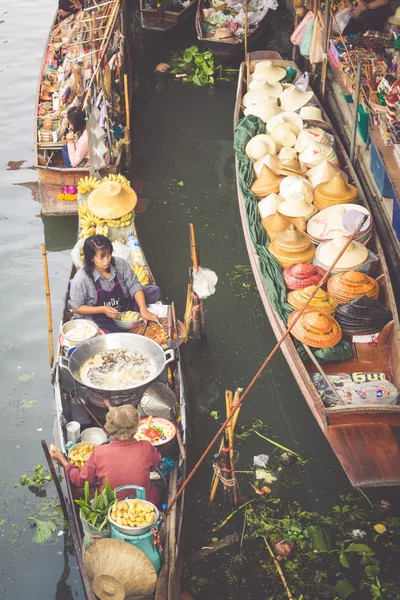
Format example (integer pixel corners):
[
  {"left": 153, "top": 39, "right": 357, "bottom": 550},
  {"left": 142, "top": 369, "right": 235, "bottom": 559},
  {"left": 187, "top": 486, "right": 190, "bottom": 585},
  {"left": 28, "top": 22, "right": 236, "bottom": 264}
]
[
  {"left": 49, "top": 444, "right": 65, "bottom": 464},
  {"left": 103, "top": 306, "right": 120, "bottom": 318},
  {"left": 66, "top": 132, "right": 75, "bottom": 143},
  {"left": 352, "top": 1, "right": 367, "bottom": 17},
  {"left": 140, "top": 308, "right": 158, "bottom": 322}
]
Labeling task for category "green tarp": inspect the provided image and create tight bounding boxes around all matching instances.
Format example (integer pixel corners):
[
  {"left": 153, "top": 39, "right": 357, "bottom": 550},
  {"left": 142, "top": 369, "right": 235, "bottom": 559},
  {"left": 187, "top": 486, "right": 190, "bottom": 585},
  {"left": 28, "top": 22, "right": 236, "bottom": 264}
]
[{"left": 234, "top": 115, "right": 352, "bottom": 363}]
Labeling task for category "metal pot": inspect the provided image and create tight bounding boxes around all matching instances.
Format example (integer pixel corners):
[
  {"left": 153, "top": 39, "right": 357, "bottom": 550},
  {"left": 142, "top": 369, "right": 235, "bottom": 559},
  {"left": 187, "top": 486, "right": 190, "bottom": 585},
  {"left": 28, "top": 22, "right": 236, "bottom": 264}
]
[
  {"left": 66, "top": 333, "right": 175, "bottom": 395},
  {"left": 62, "top": 319, "right": 99, "bottom": 347}
]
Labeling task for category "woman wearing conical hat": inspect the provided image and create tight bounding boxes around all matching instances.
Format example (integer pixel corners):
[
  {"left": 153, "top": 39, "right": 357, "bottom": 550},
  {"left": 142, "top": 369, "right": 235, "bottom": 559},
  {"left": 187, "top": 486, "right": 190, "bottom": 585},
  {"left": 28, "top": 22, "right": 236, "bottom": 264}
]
[{"left": 69, "top": 235, "right": 161, "bottom": 333}]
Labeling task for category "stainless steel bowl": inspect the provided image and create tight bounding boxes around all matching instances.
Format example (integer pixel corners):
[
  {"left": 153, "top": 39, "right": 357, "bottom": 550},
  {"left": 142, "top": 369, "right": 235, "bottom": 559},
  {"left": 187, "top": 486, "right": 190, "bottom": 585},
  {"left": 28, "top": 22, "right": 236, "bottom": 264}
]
[
  {"left": 108, "top": 499, "right": 159, "bottom": 535},
  {"left": 112, "top": 312, "right": 143, "bottom": 331},
  {"left": 62, "top": 319, "right": 99, "bottom": 346},
  {"left": 81, "top": 427, "right": 108, "bottom": 446}
]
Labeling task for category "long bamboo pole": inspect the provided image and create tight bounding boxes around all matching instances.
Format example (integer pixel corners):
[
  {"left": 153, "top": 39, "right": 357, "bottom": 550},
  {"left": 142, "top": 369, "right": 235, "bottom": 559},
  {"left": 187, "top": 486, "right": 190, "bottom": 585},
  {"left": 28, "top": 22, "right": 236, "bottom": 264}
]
[
  {"left": 165, "top": 215, "right": 368, "bottom": 517},
  {"left": 321, "top": 0, "right": 331, "bottom": 99},
  {"left": 189, "top": 223, "right": 199, "bottom": 272},
  {"left": 244, "top": 0, "right": 249, "bottom": 88},
  {"left": 41, "top": 245, "right": 54, "bottom": 368},
  {"left": 350, "top": 61, "right": 363, "bottom": 165},
  {"left": 124, "top": 73, "right": 131, "bottom": 132}
]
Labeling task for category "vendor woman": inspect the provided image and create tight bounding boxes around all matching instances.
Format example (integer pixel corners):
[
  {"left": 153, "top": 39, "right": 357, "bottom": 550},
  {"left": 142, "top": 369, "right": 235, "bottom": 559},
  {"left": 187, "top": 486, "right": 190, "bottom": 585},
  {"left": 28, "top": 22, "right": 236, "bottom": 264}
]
[
  {"left": 343, "top": 0, "right": 392, "bottom": 33},
  {"left": 62, "top": 107, "right": 89, "bottom": 169},
  {"left": 58, "top": 0, "right": 82, "bottom": 19},
  {"left": 69, "top": 234, "right": 161, "bottom": 332},
  {"left": 50, "top": 405, "right": 162, "bottom": 505}
]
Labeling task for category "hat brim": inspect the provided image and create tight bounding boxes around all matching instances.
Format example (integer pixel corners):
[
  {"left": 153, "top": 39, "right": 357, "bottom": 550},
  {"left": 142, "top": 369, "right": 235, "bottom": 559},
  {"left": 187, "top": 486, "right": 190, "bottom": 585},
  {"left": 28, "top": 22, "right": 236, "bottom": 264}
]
[
  {"left": 302, "top": 118, "right": 331, "bottom": 131},
  {"left": 388, "top": 16, "right": 400, "bottom": 24}
]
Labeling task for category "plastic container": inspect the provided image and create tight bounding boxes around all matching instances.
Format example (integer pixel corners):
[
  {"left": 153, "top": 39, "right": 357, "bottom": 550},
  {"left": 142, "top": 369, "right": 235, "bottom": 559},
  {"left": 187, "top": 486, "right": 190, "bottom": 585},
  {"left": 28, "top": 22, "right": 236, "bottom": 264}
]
[
  {"left": 66, "top": 421, "right": 81, "bottom": 443},
  {"left": 81, "top": 427, "right": 108, "bottom": 446},
  {"left": 370, "top": 139, "right": 394, "bottom": 197},
  {"left": 127, "top": 233, "right": 145, "bottom": 265}
]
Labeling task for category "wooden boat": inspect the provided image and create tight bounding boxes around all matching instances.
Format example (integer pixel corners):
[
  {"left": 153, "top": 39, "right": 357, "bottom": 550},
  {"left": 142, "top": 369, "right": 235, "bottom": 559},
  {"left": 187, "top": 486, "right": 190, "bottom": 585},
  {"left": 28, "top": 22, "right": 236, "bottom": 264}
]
[
  {"left": 52, "top": 224, "right": 187, "bottom": 597},
  {"left": 35, "top": 0, "right": 130, "bottom": 216},
  {"left": 196, "top": 0, "right": 273, "bottom": 62},
  {"left": 139, "top": 0, "right": 197, "bottom": 32},
  {"left": 234, "top": 51, "right": 400, "bottom": 488}
]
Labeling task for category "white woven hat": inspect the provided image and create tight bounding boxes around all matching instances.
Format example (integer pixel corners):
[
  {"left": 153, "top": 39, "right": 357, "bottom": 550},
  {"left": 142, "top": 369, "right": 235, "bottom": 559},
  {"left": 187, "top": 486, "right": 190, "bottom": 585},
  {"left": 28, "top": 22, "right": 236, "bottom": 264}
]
[
  {"left": 279, "top": 86, "right": 314, "bottom": 112},
  {"left": 254, "top": 153, "right": 280, "bottom": 177},
  {"left": 277, "top": 147, "right": 297, "bottom": 161},
  {"left": 299, "top": 141, "right": 338, "bottom": 168},
  {"left": 299, "top": 106, "right": 330, "bottom": 130},
  {"left": 294, "top": 128, "right": 329, "bottom": 153},
  {"left": 245, "top": 134, "right": 277, "bottom": 162},
  {"left": 280, "top": 175, "right": 314, "bottom": 204},
  {"left": 244, "top": 99, "right": 282, "bottom": 123},
  {"left": 270, "top": 122, "right": 298, "bottom": 150},
  {"left": 266, "top": 111, "right": 304, "bottom": 135},
  {"left": 306, "top": 161, "right": 349, "bottom": 188},
  {"left": 278, "top": 192, "right": 318, "bottom": 221},
  {"left": 315, "top": 235, "right": 368, "bottom": 269},
  {"left": 243, "top": 78, "right": 283, "bottom": 107},
  {"left": 258, "top": 192, "right": 285, "bottom": 220},
  {"left": 253, "top": 60, "right": 287, "bottom": 83}
]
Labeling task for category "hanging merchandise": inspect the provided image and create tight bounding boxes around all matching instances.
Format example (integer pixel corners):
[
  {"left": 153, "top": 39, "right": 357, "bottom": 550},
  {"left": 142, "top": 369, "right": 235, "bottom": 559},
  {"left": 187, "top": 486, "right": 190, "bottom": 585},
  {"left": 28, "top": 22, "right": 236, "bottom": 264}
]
[
  {"left": 290, "top": 11, "right": 314, "bottom": 46},
  {"left": 309, "top": 11, "right": 324, "bottom": 65},
  {"left": 299, "top": 16, "right": 315, "bottom": 59}
]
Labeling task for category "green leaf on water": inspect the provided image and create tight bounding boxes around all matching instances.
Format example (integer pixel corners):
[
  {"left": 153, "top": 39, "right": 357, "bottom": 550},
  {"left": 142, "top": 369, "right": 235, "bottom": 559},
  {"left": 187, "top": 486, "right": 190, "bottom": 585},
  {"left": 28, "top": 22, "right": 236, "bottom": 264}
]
[
  {"left": 177, "top": 181, "right": 184, "bottom": 186},
  {"left": 336, "top": 579, "right": 356, "bottom": 599},
  {"left": 344, "top": 543, "right": 375, "bottom": 556},
  {"left": 18, "top": 372, "right": 35, "bottom": 382},
  {"left": 211, "top": 537, "right": 218, "bottom": 542},
  {"left": 210, "top": 411, "right": 219, "bottom": 421},
  {"left": 27, "top": 518, "right": 57, "bottom": 544}
]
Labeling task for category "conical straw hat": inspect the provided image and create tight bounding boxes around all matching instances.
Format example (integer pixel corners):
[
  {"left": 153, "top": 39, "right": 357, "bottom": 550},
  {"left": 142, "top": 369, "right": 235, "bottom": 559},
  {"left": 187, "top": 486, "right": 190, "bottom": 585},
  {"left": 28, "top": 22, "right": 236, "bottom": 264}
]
[
  {"left": 84, "top": 539, "right": 157, "bottom": 599},
  {"left": 280, "top": 175, "right": 314, "bottom": 203},
  {"left": 246, "top": 135, "right": 277, "bottom": 162},
  {"left": 258, "top": 192, "right": 285, "bottom": 219},
  {"left": 267, "top": 111, "right": 304, "bottom": 135},
  {"left": 278, "top": 193, "right": 318, "bottom": 220},
  {"left": 254, "top": 153, "right": 280, "bottom": 177},
  {"left": 299, "top": 142, "right": 338, "bottom": 169},
  {"left": 294, "top": 128, "right": 329, "bottom": 153},
  {"left": 261, "top": 211, "right": 291, "bottom": 241},
  {"left": 288, "top": 309, "right": 342, "bottom": 348},
  {"left": 243, "top": 78, "right": 283, "bottom": 106},
  {"left": 336, "top": 296, "right": 392, "bottom": 335},
  {"left": 88, "top": 182, "right": 137, "bottom": 219},
  {"left": 250, "top": 165, "right": 284, "bottom": 199},
  {"left": 253, "top": 60, "right": 287, "bottom": 83},
  {"left": 315, "top": 235, "right": 368, "bottom": 270},
  {"left": 314, "top": 173, "right": 358, "bottom": 210},
  {"left": 307, "top": 204, "right": 371, "bottom": 244},
  {"left": 275, "top": 224, "right": 312, "bottom": 252},
  {"left": 269, "top": 225, "right": 315, "bottom": 268},
  {"left": 244, "top": 99, "right": 281, "bottom": 123},
  {"left": 306, "top": 161, "right": 348, "bottom": 188},
  {"left": 327, "top": 271, "right": 380, "bottom": 304},
  {"left": 283, "top": 263, "right": 326, "bottom": 290},
  {"left": 277, "top": 147, "right": 297, "bottom": 161},
  {"left": 279, "top": 86, "right": 314, "bottom": 112},
  {"left": 299, "top": 106, "right": 330, "bottom": 130},
  {"left": 278, "top": 156, "right": 307, "bottom": 177},
  {"left": 288, "top": 285, "right": 337, "bottom": 315},
  {"left": 270, "top": 122, "right": 298, "bottom": 149}
]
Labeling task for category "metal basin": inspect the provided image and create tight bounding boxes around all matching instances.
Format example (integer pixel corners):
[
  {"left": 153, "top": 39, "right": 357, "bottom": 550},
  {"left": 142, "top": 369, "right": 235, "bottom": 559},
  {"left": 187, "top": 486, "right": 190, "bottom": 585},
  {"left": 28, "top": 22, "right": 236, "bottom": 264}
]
[{"left": 67, "top": 333, "right": 174, "bottom": 395}]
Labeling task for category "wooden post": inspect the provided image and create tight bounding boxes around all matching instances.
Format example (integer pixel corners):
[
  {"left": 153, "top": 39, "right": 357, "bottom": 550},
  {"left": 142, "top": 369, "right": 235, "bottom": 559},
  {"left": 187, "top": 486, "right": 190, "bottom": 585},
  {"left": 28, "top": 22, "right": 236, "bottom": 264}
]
[
  {"left": 188, "top": 223, "right": 204, "bottom": 341},
  {"left": 41, "top": 244, "right": 54, "bottom": 368},
  {"left": 321, "top": 0, "right": 331, "bottom": 99},
  {"left": 350, "top": 61, "right": 363, "bottom": 165}
]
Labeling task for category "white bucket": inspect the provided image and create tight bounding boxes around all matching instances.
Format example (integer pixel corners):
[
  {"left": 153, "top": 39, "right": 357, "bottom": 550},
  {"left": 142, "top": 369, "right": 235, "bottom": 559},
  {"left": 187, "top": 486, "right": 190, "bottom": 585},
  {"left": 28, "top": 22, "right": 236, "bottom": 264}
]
[{"left": 66, "top": 421, "right": 81, "bottom": 443}]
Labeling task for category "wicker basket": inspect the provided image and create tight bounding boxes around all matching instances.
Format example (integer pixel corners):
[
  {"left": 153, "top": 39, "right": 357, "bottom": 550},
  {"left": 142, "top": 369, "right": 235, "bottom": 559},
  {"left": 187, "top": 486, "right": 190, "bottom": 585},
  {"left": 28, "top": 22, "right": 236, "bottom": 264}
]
[{"left": 132, "top": 318, "right": 187, "bottom": 348}]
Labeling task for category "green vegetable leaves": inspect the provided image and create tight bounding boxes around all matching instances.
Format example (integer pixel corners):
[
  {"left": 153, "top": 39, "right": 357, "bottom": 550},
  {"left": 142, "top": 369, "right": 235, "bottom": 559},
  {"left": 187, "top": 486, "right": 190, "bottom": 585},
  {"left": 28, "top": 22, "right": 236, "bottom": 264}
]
[
  {"left": 27, "top": 518, "right": 57, "bottom": 544},
  {"left": 15, "top": 464, "right": 52, "bottom": 489},
  {"left": 168, "top": 46, "right": 236, "bottom": 86},
  {"left": 75, "top": 479, "right": 116, "bottom": 531}
]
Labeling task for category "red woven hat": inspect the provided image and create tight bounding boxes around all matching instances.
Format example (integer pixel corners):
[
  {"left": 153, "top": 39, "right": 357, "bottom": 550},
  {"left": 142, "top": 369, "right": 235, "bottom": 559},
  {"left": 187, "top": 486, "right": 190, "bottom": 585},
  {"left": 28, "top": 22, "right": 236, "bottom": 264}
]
[{"left": 283, "top": 263, "right": 326, "bottom": 291}]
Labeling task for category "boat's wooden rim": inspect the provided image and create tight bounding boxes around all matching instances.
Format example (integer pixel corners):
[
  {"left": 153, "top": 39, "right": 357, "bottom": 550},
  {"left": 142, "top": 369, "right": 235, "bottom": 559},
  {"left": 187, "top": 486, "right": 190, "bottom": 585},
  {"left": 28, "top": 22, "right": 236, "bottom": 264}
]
[{"left": 139, "top": 0, "right": 197, "bottom": 31}]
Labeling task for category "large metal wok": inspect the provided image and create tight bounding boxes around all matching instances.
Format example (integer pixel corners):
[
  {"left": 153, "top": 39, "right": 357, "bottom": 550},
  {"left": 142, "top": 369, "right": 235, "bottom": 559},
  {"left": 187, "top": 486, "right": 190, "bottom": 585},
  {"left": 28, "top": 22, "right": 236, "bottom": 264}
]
[{"left": 66, "top": 333, "right": 175, "bottom": 395}]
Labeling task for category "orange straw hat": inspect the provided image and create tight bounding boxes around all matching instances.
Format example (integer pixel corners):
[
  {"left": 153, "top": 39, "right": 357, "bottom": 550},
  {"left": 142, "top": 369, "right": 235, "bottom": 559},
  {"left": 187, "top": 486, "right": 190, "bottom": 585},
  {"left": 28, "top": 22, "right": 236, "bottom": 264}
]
[
  {"left": 287, "top": 285, "right": 337, "bottom": 315},
  {"left": 250, "top": 165, "right": 284, "bottom": 199},
  {"left": 88, "top": 181, "right": 137, "bottom": 219},
  {"left": 314, "top": 172, "right": 358, "bottom": 210},
  {"left": 327, "top": 271, "right": 380, "bottom": 304},
  {"left": 288, "top": 309, "right": 342, "bottom": 348},
  {"left": 261, "top": 211, "right": 291, "bottom": 241},
  {"left": 268, "top": 224, "right": 315, "bottom": 268}
]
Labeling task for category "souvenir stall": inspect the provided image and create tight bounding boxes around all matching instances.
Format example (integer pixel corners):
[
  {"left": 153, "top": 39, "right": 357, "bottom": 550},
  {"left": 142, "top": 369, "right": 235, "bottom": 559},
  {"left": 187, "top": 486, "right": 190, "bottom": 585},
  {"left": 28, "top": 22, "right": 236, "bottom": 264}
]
[{"left": 35, "top": 0, "right": 130, "bottom": 216}]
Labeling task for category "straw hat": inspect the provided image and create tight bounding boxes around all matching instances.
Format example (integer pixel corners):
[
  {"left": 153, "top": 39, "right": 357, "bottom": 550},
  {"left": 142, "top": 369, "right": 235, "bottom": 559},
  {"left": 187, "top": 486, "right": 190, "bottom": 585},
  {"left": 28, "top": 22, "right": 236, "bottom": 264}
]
[
  {"left": 299, "top": 142, "right": 338, "bottom": 169},
  {"left": 280, "top": 175, "right": 313, "bottom": 203},
  {"left": 277, "top": 147, "right": 297, "bottom": 161},
  {"left": 299, "top": 106, "right": 330, "bottom": 130},
  {"left": 268, "top": 224, "right": 315, "bottom": 268},
  {"left": 270, "top": 122, "right": 298, "bottom": 150},
  {"left": 315, "top": 235, "right": 368, "bottom": 271},
  {"left": 258, "top": 192, "right": 285, "bottom": 219},
  {"left": 246, "top": 135, "right": 277, "bottom": 162},
  {"left": 250, "top": 165, "right": 284, "bottom": 198},
  {"left": 283, "top": 263, "right": 326, "bottom": 290},
  {"left": 306, "top": 161, "right": 349, "bottom": 188},
  {"left": 288, "top": 309, "right": 342, "bottom": 348},
  {"left": 261, "top": 211, "right": 291, "bottom": 241},
  {"left": 267, "top": 111, "right": 304, "bottom": 135},
  {"left": 279, "top": 86, "right": 314, "bottom": 112},
  {"left": 88, "top": 182, "right": 137, "bottom": 219},
  {"left": 314, "top": 173, "right": 358, "bottom": 210},
  {"left": 278, "top": 192, "right": 318, "bottom": 221},
  {"left": 307, "top": 204, "right": 372, "bottom": 244},
  {"left": 294, "top": 128, "right": 329, "bottom": 153},
  {"left": 84, "top": 539, "right": 157, "bottom": 599},
  {"left": 288, "top": 285, "right": 337, "bottom": 315},
  {"left": 244, "top": 99, "right": 281, "bottom": 123},
  {"left": 278, "top": 156, "right": 307, "bottom": 177},
  {"left": 254, "top": 153, "right": 280, "bottom": 177},
  {"left": 327, "top": 271, "right": 379, "bottom": 304},
  {"left": 213, "top": 27, "right": 235, "bottom": 40},
  {"left": 243, "top": 78, "right": 283, "bottom": 107},
  {"left": 335, "top": 296, "right": 392, "bottom": 335},
  {"left": 253, "top": 60, "right": 287, "bottom": 83},
  {"left": 389, "top": 7, "right": 400, "bottom": 24}
]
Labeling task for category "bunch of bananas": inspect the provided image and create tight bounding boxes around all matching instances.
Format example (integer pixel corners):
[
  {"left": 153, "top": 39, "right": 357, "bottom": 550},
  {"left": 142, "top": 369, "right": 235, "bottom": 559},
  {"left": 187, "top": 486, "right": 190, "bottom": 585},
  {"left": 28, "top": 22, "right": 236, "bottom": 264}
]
[
  {"left": 131, "top": 265, "right": 149, "bottom": 286},
  {"left": 102, "top": 173, "right": 130, "bottom": 187},
  {"left": 106, "top": 212, "right": 132, "bottom": 228},
  {"left": 77, "top": 176, "right": 101, "bottom": 195},
  {"left": 78, "top": 203, "right": 107, "bottom": 238},
  {"left": 95, "top": 224, "right": 109, "bottom": 236}
]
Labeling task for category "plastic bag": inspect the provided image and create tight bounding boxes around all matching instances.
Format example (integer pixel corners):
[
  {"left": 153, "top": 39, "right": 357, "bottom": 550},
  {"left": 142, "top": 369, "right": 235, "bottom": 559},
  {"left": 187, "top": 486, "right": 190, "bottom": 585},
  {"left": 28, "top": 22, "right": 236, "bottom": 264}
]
[
  {"left": 310, "top": 11, "right": 324, "bottom": 65},
  {"left": 300, "top": 17, "right": 315, "bottom": 59},
  {"left": 112, "top": 241, "right": 130, "bottom": 262},
  {"left": 253, "top": 454, "right": 269, "bottom": 468},
  {"left": 294, "top": 72, "right": 310, "bottom": 92},
  {"left": 290, "top": 11, "right": 314, "bottom": 45},
  {"left": 192, "top": 267, "right": 218, "bottom": 299},
  {"left": 331, "top": 6, "right": 352, "bottom": 35}
]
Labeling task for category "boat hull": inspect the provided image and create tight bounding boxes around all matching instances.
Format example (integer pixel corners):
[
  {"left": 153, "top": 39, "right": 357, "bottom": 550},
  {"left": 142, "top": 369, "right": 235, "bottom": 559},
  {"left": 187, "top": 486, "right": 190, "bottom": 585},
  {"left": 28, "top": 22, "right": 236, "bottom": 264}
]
[{"left": 140, "top": 0, "right": 196, "bottom": 31}]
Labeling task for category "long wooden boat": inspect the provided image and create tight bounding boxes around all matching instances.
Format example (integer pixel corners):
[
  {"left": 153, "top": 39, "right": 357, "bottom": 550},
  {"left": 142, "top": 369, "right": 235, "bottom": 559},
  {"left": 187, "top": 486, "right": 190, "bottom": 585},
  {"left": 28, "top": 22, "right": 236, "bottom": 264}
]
[
  {"left": 139, "top": 0, "right": 197, "bottom": 32},
  {"left": 196, "top": 0, "right": 273, "bottom": 62},
  {"left": 234, "top": 51, "right": 400, "bottom": 488},
  {"left": 52, "top": 222, "right": 187, "bottom": 597},
  {"left": 35, "top": 1, "right": 130, "bottom": 216}
]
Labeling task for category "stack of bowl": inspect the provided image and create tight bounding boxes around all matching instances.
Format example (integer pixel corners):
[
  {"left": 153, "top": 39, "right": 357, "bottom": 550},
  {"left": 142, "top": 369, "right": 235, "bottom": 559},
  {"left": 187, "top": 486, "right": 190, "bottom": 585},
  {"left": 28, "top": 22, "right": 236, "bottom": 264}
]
[
  {"left": 327, "top": 271, "right": 380, "bottom": 304},
  {"left": 307, "top": 204, "right": 372, "bottom": 246}
]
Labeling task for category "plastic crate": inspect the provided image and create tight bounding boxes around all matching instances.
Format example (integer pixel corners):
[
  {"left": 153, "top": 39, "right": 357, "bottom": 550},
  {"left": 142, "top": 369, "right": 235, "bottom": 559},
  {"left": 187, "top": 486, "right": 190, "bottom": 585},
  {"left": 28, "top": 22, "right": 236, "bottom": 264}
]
[
  {"left": 369, "top": 139, "right": 394, "bottom": 198},
  {"left": 392, "top": 192, "right": 400, "bottom": 242}
]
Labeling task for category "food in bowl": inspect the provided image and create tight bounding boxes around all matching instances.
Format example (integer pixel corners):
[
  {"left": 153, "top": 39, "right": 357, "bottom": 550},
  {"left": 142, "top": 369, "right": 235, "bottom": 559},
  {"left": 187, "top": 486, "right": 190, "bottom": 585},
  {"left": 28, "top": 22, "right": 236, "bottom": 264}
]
[
  {"left": 79, "top": 349, "right": 157, "bottom": 390},
  {"left": 119, "top": 311, "right": 141, "bottom": 322},
  {"left": 68, "top": 443, "right": 94, "bottom": 468},
  {"left": 135, "top": 416, "right": 176, "bottom": 446},
  {"left": 133, "top": 321, "right": 169, "bottom": 346},
  {"left": 110, "top": 499, "right": 157, "bottom": 529},
  {"left": 63, "top": 320, "right": 98, "bottom": 343}
]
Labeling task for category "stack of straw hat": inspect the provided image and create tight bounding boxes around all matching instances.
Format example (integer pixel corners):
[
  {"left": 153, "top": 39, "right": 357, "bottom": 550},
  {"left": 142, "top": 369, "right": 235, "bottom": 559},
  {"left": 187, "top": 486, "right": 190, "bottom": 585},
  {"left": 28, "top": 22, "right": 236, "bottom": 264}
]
[
  {"left": 335, "top": 296, "right": 392, "bottom": 335},
  {"left": 278, "top": 85, "right": 314, "bottom": 112},
  {"left": 314, "top": 172, "right": 358, "bottom": 210},
  {"left": 252, "top": 60, "right": 287, "bottom": 83},
  {"left": 268, "top": 224, "right": 315, "bottom": 268},
  {"left": 283, "top": 263, "right": 326, "bottom": 290},
  {"left": 327, "top": 271, "right": 380, "bottom": 304},
  {"left": 280, "top": 176, "right": 313, "bottom": 203},
  {"left": 244, "top": 99, "right": 281, "bottom": 123},
  {"left": 267, "top": 112, "right": 304, "bottom": 136},
  {"left": 288, "top": 309, "right": 342, "bottom": 348},
  {"left": 299, "top": 106, "right": 330, "bottom": 130},
  {"left": 314, "top": 235, "right": 369, "bottom": 273},
  {"left": 261, "top": 211, "right": 306, "bottom": 241},
  {"left": 254, "top": 154, "right": 280, "bottom": 177},
  {"left": 251, "top": 165, "right": 284, "bottom": 199},
  {"left": 294, "top": 128, "right": 330, "bottom": 153},
  {"left": 258, "top": 193, "right": 285, "bottom": 219},
  {"left": 243, "top": 78, "right": 283, "bottom": 107},
  {"left": 278, "top": 192, "right": 318, "bottom": 221},
  {"left": 306, "top": 161, "right": 348, "bottom": 188},
  {"left": 307, "top": 204, "right": 372, "bottom": 245},
  {"left": 246, "top": 134, "right": 277, "bottom": 162},
  {"left": 287, "top": 285, "right": 337, "bottom": 315},
  {"left": 88, "top": 181, "right": 137, "bottom": 219},
  {"left": 299, "top": 141, "right": 338, "bottom": 169}
]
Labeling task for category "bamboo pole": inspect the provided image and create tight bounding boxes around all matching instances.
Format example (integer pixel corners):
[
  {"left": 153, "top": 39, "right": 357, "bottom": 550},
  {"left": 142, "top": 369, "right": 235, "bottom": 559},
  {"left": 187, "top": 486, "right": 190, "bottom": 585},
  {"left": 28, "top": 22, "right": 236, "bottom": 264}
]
[
  {"left": 184, "top": 283, "right": 193, "bottom": 342},
  {"left": 41, "top": 245, "right": 54, "bottom": 368},
  {"left": 209, "top": 438, "right": 224, "bottom": 504},
  {"left": 189, "top": 223, "right": 199, "bottom": 272},
  {"left": 350, "top": 61, "right": 363, "bottom": 165},
  {"left": 321, "top": 0, "right": 332, "bottom": 99},
  {"left": 165, "top": 215, "right": 368, "bottom": 517},
  {"left": 124, "top": 73, "right": 131, "bottom": 133},
  {"left": 226, "top": 390, "right": 238, "bottom": 505},
  {"left": 262, "top": 535, "right": 294, "bottom": 600}
]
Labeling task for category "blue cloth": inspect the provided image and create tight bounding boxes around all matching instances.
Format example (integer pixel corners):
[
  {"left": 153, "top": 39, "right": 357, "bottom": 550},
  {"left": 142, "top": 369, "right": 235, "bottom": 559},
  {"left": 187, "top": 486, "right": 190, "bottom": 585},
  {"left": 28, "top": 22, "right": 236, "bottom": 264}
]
[{"left": 62, "top": 144, "right": 72, "bottom": 168}]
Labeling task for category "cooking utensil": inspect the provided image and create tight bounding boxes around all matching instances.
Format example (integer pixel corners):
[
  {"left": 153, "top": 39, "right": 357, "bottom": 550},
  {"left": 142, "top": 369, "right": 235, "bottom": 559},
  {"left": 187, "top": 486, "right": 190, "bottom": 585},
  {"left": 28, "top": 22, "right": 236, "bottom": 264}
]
[
  {"left": 66, "top": 333, "right": 175, "bottom": 395},
  {"left": 81, "top": 427, "right": 108, "bottom": 446},
  {"left": 138, "top": 382, "right": 178, "bottom": 420},
  {"left": 62, "top": 319, "right": 99, "bottom": 346},
  {"left": 142, "top": 320, "right": 149, "bottom": 336},
  {"left": 111, "top": 312, "right": 143, "bottom": 331}
]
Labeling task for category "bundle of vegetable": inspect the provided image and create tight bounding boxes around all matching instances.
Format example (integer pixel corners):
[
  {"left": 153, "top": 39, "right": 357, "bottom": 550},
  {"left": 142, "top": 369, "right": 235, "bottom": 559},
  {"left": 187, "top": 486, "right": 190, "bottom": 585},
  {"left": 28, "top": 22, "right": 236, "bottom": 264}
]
[{"left": 75, "top": 480, "right": 116, "bottom": 532}]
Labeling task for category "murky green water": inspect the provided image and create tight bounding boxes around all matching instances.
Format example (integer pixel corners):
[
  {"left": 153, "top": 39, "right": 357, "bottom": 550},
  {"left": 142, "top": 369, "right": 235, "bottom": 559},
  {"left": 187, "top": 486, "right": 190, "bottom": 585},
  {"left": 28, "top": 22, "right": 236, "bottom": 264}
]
[{"left": 0, "top": 3, "right": 397, "bottom": 599}]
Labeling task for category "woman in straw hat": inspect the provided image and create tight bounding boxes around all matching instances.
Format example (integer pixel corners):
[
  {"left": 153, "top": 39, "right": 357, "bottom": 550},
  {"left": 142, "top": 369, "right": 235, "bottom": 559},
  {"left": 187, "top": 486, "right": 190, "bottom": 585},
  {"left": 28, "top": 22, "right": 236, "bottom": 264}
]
[
  {"left": 50, "top": 404, "right": 162, "bottom": 504},
  {"left": 69, "top": 235, "right": 161, "bottom": 332}
]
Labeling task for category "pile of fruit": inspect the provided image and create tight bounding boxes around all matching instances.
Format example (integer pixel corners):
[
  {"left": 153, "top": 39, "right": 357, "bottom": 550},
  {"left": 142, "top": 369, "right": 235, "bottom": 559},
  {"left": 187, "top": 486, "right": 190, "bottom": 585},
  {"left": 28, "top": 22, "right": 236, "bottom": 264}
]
[
  {"left": 131, "top": 264, "right": 149, "bottom": 286},
  {"left": 78, "top": 203, "right": 132, "bottom": 238},
  {"left": 119, "top": 311, "right": 141, "bottom": 322},
  {"left": 102, "top": 173, "right": 130, "bottom": 187},
  {"left": 77, "top": 176, "right": 101, "bottom": 195},
  {"left": 110, "top": 499, "right": 157, "bottom": 529},
  {"left": 68, "top": 443, "right": 94, "bottom": 469}
]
